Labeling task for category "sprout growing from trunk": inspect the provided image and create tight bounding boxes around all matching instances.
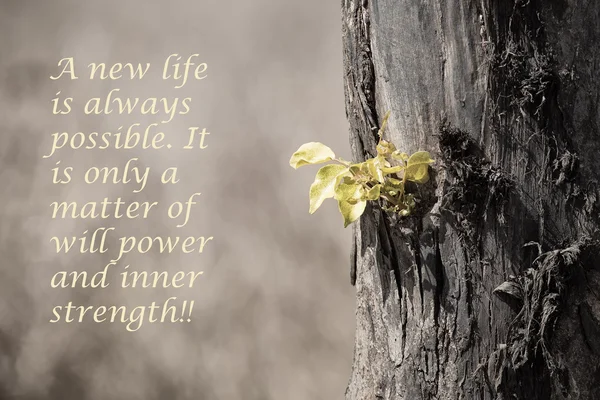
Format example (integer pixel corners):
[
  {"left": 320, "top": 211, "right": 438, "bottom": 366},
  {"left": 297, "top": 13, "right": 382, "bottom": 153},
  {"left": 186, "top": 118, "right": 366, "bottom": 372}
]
[{"left": 289, "top": 112, "right": 435, "bottom": 227}]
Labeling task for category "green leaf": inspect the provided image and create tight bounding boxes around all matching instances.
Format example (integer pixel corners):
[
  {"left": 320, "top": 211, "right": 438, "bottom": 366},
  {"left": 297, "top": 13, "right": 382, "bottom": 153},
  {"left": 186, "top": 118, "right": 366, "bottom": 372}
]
[
  {"left": 366, "top": 185, "right": 381, "bottom": 200},
  {"left": 334, "top": 178, "right": 367, "bottom": 227},
  {"left": 367, "top": 156, "right": 387, "bottom": 182},
  {"left": 338, "top": 199, "right": 367, "bottom": 228},
  {"left": 336, "top": 174, "right": 355, "bottom": 186},
  {"left": 381, "top": 165, "right": 405, "bottom": 174},
  {"left": 391, "top": 151, "right": 409, "bottom": 161},
  {"left": 309, "top": 164, "right": 348, "bottom": 214},
  {"left": 334, "top": 178, "right": 363, "bottom": 202},
  {"left": 367, "top": 161, "right": 379, "bottom": 182},
  {"left": 290, "top": 142, "right": 336, "bottom": 169},
  {"left": 384, "top": 181, "right": 404, "bottom": 195},
  {"left": 405, "top": 151, "right": 435, "bottom": 183},
  {"left": 387, "top": 177, "right": 404, "bottom": 187},
  {"left": 376, "top": 140, "right": 396, "bottom": 156},
  {"left": 349, "top": 162, "right": 369, "bottom": 176}
]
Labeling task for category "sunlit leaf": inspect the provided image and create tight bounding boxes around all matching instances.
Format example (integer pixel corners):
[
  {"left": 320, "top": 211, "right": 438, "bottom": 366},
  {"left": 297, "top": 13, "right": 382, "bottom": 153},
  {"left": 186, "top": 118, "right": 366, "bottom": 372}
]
[
  {"left": 366, "top": 156, "right": 386, "bottom": 182},
  {"left": 336, "top": 174, "right": 355, "bottom": 187},
  {"left": 383, "top": 187, "right": 400, "bottom": 198},
  {"left": 334, "top": 178, "right": 363, "bottom": 202},
  {"left": 381, "top": 165, "right": 405, "bottom": 174},
  {"left": 334, "top": 177, "right": 366, "bottom": 227},
  {"left": 349, "top": 161, "right": 376, "bottom": 184},
  {"left": 309, "top": 164, "right": 348, "bottom": 214},
  {"left": 349, "top": 164, "right": 361, "bottom": 175},
  {"left": 376, "top": 140, "right": 396, "bottom": 156},
  {"left": 366, "top": 185, "right": 381, "bottom": 200},
  {"left": 387, "top": 177, "right": 403, "bottom": 187},
  {"left": 391, "top": 151, "right": 410, "bottom": 161},
  {"left": 405, "top": 151, "right": 435, "bottom": 183},
  {"left": 290, "top": 142, "right": 336, "bottom": 169},
  {"left": 338, "top": 199, "right": 367, "bottom": 228},
  {"left": 349, "top": 161, "right": 369, "bottom": 177}
]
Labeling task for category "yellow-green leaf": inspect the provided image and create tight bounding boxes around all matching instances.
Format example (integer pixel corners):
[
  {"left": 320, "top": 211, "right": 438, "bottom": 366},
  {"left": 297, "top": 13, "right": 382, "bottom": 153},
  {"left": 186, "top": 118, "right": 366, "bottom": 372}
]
[
  {"left": 334, "top": 179, "right": 363, "bottom": 202},
  {"left": 309, "top": 164, "right": 348, "bottom": 214},
  {"left": 366, "top": 185, "right": 381, "bottom": 200},
  {"left": 405, "top": 151, "right": 435, "bottom": 183},
  {"left": 383, "top": 180, "right": 404, "bottom": 196},
  {"left": 391, "top": 151, "right": 409, "bottom": 161},
  {"left": 336, "top": 174, "right": 355, "bottom": 186},
  {"left": 367, "top": 156, "right": 386, "bottom": 182},
  {"left": 349, "top": 162, "right": 368, "bottom": 176},
  {"left": 387, "top": 177, "right": 403, "bottom": 187},
  {"left": 381, "top": 165, "right": 405, "bottom": 174},
  {"left": 376, "top": 140, "right": 396, "bottom": 156},
  {"left": 290, "top": 142, "right": 336, "bottom": 169},
  {"left": 338, "top": 199, "right": 367, "bottom": 228}
]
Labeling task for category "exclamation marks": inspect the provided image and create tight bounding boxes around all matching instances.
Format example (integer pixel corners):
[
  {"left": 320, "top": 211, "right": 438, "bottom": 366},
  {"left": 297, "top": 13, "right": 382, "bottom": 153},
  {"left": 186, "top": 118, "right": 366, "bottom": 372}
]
[{"left": 179, "top": 300, "right": 195, "bottom": 323}]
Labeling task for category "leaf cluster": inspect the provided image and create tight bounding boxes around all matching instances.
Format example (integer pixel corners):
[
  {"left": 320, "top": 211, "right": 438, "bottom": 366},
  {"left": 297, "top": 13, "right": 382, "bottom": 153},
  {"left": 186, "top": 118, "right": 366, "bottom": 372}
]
[{"left": 289, "top": 112, "right": 435, "bottom": 227}]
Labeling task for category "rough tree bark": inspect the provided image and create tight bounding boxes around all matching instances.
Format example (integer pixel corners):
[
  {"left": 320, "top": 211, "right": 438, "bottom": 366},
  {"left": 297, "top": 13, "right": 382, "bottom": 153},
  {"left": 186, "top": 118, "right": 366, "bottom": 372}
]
[{"left": 342, "top": 1, "right": 600, "bottom": 399}]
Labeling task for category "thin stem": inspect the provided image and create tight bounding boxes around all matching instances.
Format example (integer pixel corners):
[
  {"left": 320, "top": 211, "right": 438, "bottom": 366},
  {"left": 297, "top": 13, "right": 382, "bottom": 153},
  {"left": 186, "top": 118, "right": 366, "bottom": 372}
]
[
  {"left": 380, "top": 191, "right": 399, "bottom": 206},
  {"left": 377, "top": 111, "right": 391, "bottom": 141},
  {"left": 334, "top": 158, "right": 351, "bottom": 167}
]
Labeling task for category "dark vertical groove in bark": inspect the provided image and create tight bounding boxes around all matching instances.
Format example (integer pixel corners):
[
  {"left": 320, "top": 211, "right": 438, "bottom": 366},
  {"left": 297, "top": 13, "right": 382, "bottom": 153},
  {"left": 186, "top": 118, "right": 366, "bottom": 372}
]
[
  {"left": 375, "top": 211, "right": 392, "bottom": 303},
  {"left": 382, "top": 217, "right": 403, "bottom": 306},
  {"left": 432, "top": 228, "right": 444, "bottom": 325},
  {"left": 342, "top": 0, "right": 379, "bottom": 163},
  {"left": 413, "top": 233, "right": 425, "bottom": 313}
]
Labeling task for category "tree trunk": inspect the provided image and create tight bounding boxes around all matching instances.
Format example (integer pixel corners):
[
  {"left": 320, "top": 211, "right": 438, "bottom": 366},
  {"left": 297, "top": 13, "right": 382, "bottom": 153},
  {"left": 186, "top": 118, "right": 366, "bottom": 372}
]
[{"left": 342, "top": 1, "right": 600, "bottom": 399}]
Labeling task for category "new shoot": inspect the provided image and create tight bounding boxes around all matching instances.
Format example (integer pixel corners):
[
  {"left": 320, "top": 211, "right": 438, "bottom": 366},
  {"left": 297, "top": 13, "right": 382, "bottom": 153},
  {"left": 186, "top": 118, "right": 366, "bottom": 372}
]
[{"left": 289, "top": 112, "right": 435, "bottom": 227}]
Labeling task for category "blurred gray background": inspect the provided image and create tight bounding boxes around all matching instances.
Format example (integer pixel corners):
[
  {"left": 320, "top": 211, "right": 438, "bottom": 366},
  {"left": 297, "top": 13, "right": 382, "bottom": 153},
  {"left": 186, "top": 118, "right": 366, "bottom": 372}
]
[{"left": 0, "top": 1, "right": 354, "bottom": 399}]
